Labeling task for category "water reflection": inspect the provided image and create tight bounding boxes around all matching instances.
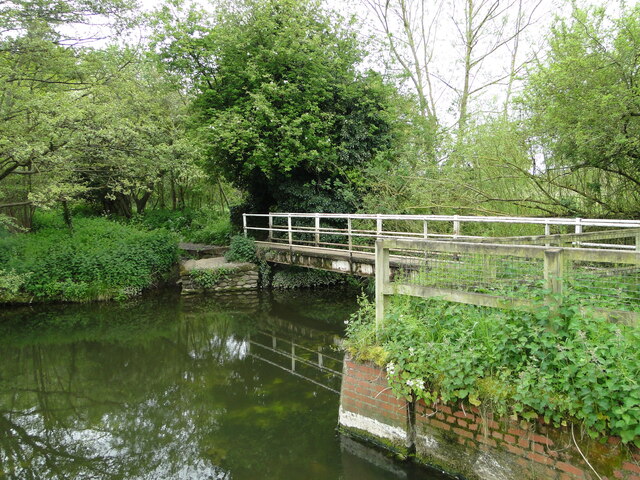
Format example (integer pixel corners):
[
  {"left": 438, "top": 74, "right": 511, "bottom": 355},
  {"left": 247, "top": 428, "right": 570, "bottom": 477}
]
[{"left": 0, "top": 290, "right": 448, "bottom": 480}]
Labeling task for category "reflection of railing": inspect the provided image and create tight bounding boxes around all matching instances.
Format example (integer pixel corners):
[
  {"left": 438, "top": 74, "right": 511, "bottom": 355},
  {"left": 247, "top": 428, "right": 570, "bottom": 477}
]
[
  {"left": 375, "top": 239, "right": 640, "bottom": 327},
  {"left": 247, "top": 329, "right": 343, "bottom": 394},
  {"left": 244, "top": 213, "right": 640, "bottom": 252}
]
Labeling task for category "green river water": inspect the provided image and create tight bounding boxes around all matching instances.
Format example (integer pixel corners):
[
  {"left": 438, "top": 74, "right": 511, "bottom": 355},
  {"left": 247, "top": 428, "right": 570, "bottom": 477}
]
[{"left": 0, "top": 289, "right": 452, "bottom": 480}]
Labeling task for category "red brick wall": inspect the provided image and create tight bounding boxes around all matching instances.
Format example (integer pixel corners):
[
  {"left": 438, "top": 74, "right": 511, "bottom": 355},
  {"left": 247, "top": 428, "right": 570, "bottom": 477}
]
[
  {"left": 340, "top": 358, "right": 408, "bottom": 438},
  {"left": 340, "top": 357, "right": 640, "bottom": 480}
]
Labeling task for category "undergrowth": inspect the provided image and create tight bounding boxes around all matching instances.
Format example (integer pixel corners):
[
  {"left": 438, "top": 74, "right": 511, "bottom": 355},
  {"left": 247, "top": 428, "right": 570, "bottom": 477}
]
[
  {"left": 224, "top": 235, "right": 257, "bottom": 263},
  {"left": 344, "top": 295, "right": 640, "bottom": 446},
  {"left": 130, "top": 207, "right": 232, "bottom": 245},
  {"left": 0, "top": 214, "right": 177, "bottom": 302}
]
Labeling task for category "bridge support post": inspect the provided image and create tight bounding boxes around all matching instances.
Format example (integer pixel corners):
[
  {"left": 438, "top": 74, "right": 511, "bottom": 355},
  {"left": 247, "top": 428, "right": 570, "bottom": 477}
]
[
  {"left": 575, "top": 218, "right": 582, "bottom": 247},
  {"left": 375, "top": 240, "right": 390, "bottom": 332},
  {"left": 243, "top": 213, "right": 247, "bottom": 238},
  {"left": 315, "top": 214, "right": 320, "bottom": 247}
]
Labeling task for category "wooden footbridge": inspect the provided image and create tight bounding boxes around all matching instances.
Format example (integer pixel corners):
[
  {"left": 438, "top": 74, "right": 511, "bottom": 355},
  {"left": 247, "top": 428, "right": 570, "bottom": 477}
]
[{"left": 244, "top": 213, "right": 640, "bottom": 325}]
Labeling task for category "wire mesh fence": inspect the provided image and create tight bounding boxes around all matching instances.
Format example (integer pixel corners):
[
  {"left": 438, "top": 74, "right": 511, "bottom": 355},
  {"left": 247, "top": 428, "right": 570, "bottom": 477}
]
[{"left": 378, "top": 239, "right": 640, "bottom": 323}]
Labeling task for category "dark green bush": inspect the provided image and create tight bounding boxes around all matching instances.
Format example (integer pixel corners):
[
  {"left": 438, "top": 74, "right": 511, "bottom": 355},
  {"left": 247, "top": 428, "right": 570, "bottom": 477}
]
[
  {"left": 0, "top": 215, "right": 178, "bottom": 302},
  {"left": 345, "top": 296, "right": 640, "bottom": 446},
  {"left": 271, "top": 266, "right": 345, "bottom": 289},
  {"left": 224, "top": 235, "right": 257, "bottom": 263}
]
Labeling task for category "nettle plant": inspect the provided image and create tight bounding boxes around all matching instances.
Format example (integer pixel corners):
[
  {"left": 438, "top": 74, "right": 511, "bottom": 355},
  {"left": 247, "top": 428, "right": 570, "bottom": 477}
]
[{"left": 345, "top": 295, "right": 640, "bottom": 446}]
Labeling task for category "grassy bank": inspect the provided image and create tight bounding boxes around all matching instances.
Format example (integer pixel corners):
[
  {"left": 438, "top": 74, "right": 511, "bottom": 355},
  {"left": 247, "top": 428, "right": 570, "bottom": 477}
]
[
  {"left": 0, "top": 214, "right": 178, "bottom": 303},
  {"left": 344, "top": 296, "right": 640, "bottom": 446}
]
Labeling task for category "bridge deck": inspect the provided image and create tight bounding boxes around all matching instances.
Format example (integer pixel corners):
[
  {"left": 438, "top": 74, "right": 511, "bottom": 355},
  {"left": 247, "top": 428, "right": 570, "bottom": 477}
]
[{"left": 256, "top": 241, "right": 428, "bottom": 276}]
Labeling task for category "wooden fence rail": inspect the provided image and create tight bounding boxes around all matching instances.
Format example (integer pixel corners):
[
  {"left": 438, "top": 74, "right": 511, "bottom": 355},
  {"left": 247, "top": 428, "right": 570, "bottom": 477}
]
[{"left": 374, "top": 239, "right": 640, "bottom": 329}]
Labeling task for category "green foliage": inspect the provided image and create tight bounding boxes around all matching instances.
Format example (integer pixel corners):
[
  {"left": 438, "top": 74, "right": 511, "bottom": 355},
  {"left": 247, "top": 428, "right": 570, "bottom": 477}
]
[
  {"left": 224, "top": 235, "right": 257, "bottom": 263},
  {"left": 153, "top": 0, "right": 396, "bottom": 213},
  {"left": 131, "top": 208, "right": 232, "bottom": 245},
  {"left": 0, "top": 269, "right": 30, "bottom": 302},
  {"left": 345, "top": 296, "right": 640, "bottom": 445},
  {"left": 271, "top": 266, "right": 345, "bottom": 290},
  {"left": 521, "top": 5, "right": 640, "bottom": 217},
  {"left": 0, "top": 215, "right": 178, "bottom": 302},
  {"left": 189, "top": 267, "right": 234, "bottom": 289}
]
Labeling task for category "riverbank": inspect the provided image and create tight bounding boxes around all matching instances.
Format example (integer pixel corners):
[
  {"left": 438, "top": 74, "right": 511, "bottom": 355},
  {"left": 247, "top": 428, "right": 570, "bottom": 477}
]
[
  {"left": 342, "top": 295, "right": 640, "bottom": 477},
  {"left": 0, "top": 215, "right": 178, "bottom": 303}
]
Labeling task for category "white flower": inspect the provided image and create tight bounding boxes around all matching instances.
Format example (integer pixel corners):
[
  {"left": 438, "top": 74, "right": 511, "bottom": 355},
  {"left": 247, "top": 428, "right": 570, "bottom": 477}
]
[{"left": 386, "top": 362, "right": 395, "bottom": 375}]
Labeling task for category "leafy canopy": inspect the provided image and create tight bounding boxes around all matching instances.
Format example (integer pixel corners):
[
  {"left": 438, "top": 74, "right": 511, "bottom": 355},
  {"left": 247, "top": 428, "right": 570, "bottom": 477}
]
[
  {"left": 522, "top": 5, "right": 640, "bottom": 217},
  {"left": 154, "top": 0, "right": 396, "bottom": 213}
]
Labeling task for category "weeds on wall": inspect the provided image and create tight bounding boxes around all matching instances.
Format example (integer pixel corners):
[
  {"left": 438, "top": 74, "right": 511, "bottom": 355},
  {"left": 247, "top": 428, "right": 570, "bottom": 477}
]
[
  {"left": 271, "top": 266, "right": 346, "bottom": 289},
  {"left": 190, "top": 268, "right": 235, "bottom": 289},
  {"left": 344, "top": 295, "right": 640, "bottom": 446}
]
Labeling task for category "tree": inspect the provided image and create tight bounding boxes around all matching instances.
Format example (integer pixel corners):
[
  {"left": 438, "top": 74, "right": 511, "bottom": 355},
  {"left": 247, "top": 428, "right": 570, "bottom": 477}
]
[
  {"left": 0, "top": 1, "right": 206, "bottom": 223},
  {"left": 154, "top": 0, "right": 396, "bottom": 213},
  {"left": 0, "top": 0, "right": 138, "bottom": 226},
  {"left": 362, "top": 0, "right": 541, "bottom": 138},
  {"left": 521, "top": 5, "right": 640, "bottom": 217}
]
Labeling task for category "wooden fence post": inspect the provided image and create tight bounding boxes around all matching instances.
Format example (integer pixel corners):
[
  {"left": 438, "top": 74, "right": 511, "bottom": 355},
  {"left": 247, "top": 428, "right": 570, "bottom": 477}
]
[
  {"left": 423, "top": 220, "right": 428, "bottom": 238},
  {"left": 287, "top": 214, "right": 292, "bottom": 246},
  {"left": 243, "top": 213, "right": 247, "bottom": 238},
  {"left": 268, "top": 213, "right": 273, "bottom": 242},
  {"left": 544, "top": 248, "right": 564, "bottom": 302},
  {"left": 347, "top": 217, "right": 353, "bottom": 252},
  {"left": 315, "top": 214, "right": 320, "bottom": 247},
  {"left": 375, "top": 239, "right": 390, "bottom": 332}
]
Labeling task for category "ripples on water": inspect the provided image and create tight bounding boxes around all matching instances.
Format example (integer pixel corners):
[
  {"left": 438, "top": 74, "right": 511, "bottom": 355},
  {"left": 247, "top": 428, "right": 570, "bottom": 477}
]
[{"left": 0, "top": 289, "right": 451, "bottom": 480}]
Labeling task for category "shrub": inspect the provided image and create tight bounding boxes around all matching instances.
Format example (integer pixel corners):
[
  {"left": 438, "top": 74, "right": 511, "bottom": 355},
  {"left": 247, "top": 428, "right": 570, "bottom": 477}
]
[
  {"left": 0, "top": 216, "right": 178, "bottom": 302},
  {"left": 224, "top": 235, "right": 257, "bottom": 263}
]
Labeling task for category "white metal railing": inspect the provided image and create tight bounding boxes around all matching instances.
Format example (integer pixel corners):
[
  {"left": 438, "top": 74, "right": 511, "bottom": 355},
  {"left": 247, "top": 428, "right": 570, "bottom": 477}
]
[{"left": 243, "top": 213, "right": 640, "bottom": 252}]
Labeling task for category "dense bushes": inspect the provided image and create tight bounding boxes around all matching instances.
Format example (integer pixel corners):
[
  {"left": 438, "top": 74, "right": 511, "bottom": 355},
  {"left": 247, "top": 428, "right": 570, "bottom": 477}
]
[
  {"left": 0, "top": 214, "right": 178, "bottom": 302},
  {"left": 344, "top": 296, "right": 640, "bottom": 446},
  {"left": 130, "top": 208, "right": 232, "bottom": 245}
]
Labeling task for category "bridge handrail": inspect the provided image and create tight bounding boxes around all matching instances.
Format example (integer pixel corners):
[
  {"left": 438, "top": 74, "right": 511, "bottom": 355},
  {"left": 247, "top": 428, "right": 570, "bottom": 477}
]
[
  {"left": 243, "top": 213, "right": 640, "bottom": 251},
  {"left": 245, "top": 212, "right": 640, "bottom": 227}
]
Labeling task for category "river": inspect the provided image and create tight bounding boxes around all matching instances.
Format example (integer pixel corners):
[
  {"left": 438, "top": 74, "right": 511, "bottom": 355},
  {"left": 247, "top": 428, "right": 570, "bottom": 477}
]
[{"left": 0, "top": 289, "right": 452, "bottom": 480}]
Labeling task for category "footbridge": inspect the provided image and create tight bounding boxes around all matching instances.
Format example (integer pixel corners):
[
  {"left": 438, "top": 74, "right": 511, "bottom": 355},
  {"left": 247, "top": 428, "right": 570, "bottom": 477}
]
[{"left": 244, "top": 213, "right": 640, "bottom": 324}]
